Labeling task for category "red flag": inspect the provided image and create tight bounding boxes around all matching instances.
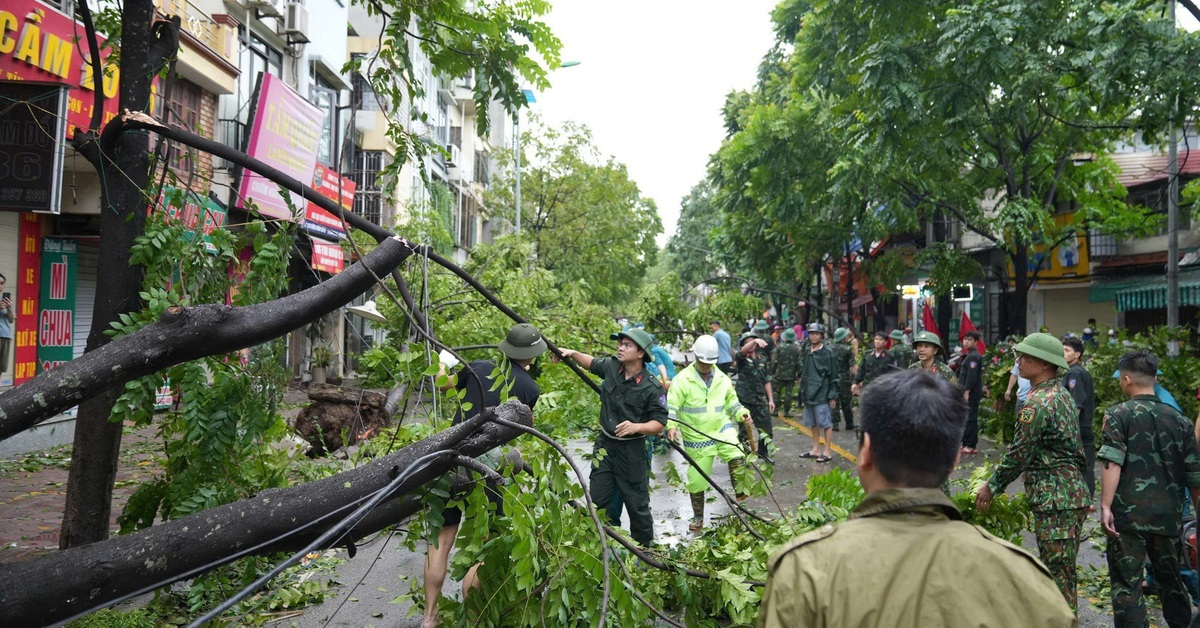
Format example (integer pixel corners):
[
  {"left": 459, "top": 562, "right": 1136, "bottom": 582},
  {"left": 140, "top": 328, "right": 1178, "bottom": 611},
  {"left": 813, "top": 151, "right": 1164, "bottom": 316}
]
[
  {"left": 922, "top": 302, "right": 940, "bottom": 338},
  {"left": 960, "top": 311, "right": 986, "bottom": 354}
]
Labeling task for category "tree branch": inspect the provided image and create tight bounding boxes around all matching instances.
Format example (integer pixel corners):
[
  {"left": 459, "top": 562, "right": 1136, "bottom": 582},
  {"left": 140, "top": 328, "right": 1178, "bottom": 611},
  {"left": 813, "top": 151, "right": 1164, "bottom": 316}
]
[
  {"left": 0, "top": 236, "right": 415, "bottom": 439},
  {"left": 0, "top": 402, "right": 533, "bottom": 627}
]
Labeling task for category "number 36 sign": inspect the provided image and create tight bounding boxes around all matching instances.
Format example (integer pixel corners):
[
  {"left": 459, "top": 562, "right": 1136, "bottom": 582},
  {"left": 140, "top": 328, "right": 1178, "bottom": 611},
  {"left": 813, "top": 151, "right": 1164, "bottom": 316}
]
[{"left": 0, "top": 81, "right": 68, "bottom": 214}]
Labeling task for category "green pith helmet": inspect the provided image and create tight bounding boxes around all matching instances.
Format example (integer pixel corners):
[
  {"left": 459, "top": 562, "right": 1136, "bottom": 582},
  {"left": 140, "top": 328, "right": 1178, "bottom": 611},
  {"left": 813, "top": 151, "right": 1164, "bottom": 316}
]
[
  {"left": 1013, "top": 332, "right": 1069, "bottom": 370},
  {"left": 833, "top": 327, "right": 850, "bottom": 343},
  {"left": 754, "top": 320, "right": 769, "bottom": 332},
  {"left": 499, "top": 323, "right": 548, "bottom": 360},
  {"left": 889, "top": 329, "right": 904, "bottom": 341},
  {"left": 782, "top": 328, "right": 797, "bottom": 342},
  {"left": 912, "top": 330, "right": 943, "bottom": 352},
  {"left": 611, "top": 328, "right": 655, "bottom": 363}
]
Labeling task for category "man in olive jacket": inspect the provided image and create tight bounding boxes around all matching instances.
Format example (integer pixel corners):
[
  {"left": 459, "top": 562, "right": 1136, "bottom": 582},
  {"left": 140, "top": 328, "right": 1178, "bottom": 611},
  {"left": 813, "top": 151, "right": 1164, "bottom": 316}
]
[{"left": 759, "top": 370, "right": 1074, "bottom": 628}]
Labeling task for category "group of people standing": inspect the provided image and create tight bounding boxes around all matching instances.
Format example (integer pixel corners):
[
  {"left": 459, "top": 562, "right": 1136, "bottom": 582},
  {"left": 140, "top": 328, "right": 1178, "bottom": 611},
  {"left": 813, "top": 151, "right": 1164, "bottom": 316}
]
[{"left": 423, "top": 319, "right": 1200, "bottom": 628}]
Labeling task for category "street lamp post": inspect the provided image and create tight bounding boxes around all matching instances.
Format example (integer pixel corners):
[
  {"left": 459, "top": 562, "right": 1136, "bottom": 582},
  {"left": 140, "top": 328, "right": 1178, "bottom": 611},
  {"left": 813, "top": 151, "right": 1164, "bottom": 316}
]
[{"left": 514, "top": 61, "right": 580, "bottom": 235}]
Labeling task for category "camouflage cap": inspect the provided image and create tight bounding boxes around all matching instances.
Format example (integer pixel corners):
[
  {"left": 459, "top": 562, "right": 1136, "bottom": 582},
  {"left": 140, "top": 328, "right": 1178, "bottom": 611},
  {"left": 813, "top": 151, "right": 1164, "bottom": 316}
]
[
  {"left": 913, "top": 330, "right": 943, "bottom": 351},
  {"left": 1013, "top": 332, "right": 1068, "bottom": 370}
]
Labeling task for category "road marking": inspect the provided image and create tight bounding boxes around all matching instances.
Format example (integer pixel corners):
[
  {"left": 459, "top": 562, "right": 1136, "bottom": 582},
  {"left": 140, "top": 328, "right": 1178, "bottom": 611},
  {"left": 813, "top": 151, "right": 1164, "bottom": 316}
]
[{"left": 778, "top": 415, "right": 858, "bottom": 463}]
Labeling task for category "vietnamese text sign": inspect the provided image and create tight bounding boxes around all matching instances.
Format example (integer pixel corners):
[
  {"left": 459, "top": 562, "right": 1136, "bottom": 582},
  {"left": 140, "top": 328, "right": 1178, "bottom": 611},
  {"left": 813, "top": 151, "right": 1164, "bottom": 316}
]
[
  {"left": 0, "top": 0, "right": 124, "bottom": 140},
  {"left": 0, "top": 81, "right": 67, "bottom": 213},
  {"left": 38, "top": 237, "right": 75, "bottom": 373},
  {"left": 311, "top": 240, "right": 344, "bottom": 274},
  {"left": 237, "top": 73, "right": 323, "bottom": 222},
  {"left": 13, "top": 213, "right": 40, "bottom": 384},
  {"left": 302, "top": 164, "right": 356, "bottom": 240},
  {"left": 154, "top": 186, "right": 228, "bottom": 252}
]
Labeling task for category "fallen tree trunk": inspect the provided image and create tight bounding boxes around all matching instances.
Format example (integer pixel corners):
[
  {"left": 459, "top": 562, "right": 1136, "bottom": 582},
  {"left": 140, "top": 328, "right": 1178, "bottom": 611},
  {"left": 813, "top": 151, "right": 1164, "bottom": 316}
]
[
  {"left": 305, "top": 383, "right": 388, "bottom": 408},
  {"left": 0, "top": 236, "right": 415, "bottom": 441},
  {"left": 0, "top": 400, "right": 532, "bottom": 626}
]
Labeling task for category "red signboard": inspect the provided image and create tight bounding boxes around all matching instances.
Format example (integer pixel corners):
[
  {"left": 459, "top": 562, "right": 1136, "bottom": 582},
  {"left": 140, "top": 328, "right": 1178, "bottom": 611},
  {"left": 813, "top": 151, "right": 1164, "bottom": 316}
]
[
  {"left": 0, "top": 0, "right": 124, "bottom": 140},
  {"left": 303, "top": 164, "right": 356, "bottom": 241},
  {"left": 13, "top": 213, "right": 41, "bottom": 384},
  {"left": 311, "top": 240, "right": 344, "bottom": 274}
]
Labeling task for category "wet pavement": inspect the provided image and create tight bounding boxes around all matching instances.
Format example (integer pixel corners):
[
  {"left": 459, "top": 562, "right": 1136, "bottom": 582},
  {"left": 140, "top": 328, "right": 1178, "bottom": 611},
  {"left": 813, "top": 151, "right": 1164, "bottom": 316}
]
[{"left": 0, "top": 404, "right": 1167, "bottom": 626}]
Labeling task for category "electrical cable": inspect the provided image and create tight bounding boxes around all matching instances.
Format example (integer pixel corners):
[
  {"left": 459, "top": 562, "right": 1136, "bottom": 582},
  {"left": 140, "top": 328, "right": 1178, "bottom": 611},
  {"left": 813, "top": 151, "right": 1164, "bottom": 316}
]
[{"left": 185, "top": 449, "right": 458, "bottom": 627}]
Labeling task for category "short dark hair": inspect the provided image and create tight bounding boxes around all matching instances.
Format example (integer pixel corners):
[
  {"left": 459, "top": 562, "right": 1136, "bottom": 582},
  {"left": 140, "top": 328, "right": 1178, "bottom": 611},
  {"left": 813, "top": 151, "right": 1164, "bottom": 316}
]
[
  {"left": 963, "top": 331, "right": 981, "bottom": 342},
  {"left": 1062, "top": 337, "right": 1084, "bottom": 355},
  {"left": 859, "top": 371, "right": 966, "bottom": 488},
  {"left": 709, "top": 320, "right": 720, "bottom": 326},
  {"left": 1117, "top": 350, "right": 1157, "bottom": 384},
  {"left": 873, "top": 331, "right": 887, "bottom": 341}
]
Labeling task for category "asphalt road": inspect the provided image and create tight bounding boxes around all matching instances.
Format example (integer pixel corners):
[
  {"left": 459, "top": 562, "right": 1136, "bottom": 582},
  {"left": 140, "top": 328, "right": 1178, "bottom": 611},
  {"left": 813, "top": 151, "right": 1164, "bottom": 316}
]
[{"left": 289, "top": 410, "right": 1163, "bottom": 627}]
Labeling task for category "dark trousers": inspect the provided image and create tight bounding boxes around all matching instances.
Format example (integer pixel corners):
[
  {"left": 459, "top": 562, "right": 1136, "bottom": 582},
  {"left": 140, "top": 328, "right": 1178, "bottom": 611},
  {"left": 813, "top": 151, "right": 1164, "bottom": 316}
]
[
  {"left": 590, "top": 436, "right": 653, "bottom": 546},
  {"left": 1109, "top": 530, "right": 1192, "bottom": 628},
  {"left": 963, "top": 395, "right": 981, "bottom": 448},
  {"left": 743, "top": 402, "right": 773, "bottom": 444},
  {"left": 775, "top": 381, "right": 796, "bottom": 415},
  {"left": 837, "top": 391, "right": 854, "bottom": 428}
]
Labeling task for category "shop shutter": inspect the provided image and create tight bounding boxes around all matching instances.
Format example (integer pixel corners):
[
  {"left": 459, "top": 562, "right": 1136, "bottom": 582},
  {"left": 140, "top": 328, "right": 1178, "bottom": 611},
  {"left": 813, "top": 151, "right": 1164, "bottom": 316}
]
[{"left": 73, "top": 243, "right": 99, "bottom": 359}]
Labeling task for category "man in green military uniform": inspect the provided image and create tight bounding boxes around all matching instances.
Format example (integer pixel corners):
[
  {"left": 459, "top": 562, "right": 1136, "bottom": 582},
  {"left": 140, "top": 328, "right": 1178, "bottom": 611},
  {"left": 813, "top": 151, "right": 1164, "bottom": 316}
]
[
  {"left": 735, "top": 331, "right": 775, "bottom": 456},
  {"left": 889, "top": 329, "right": 915, "bottom": 370},
  {"left": 830, "top": 328, "right": 857, "bottom": 431},
  {"left": 666, "top": 335, "right": 756, "bottom": 531},
  {"left": 799, "top": 323, "right": 838, "bottom": 463},
  {"left": 908, "top": 330, "right": 956, "bottom": 383},
  {"left": 771, "top": 328, "right": 802, "bottom": 417},
  {"left": 559, "top": 328, "right": 667, "bottom": 546},
  {"left": 853, "top": 331, "right": 896, "bottom": 398},
  {"left": 753, "top": 319, "right": 775, "bottom": 366},
  {"left": 1099, "top": 350, "right": 1200, "bottom": 628},
  {"left": 976, "top": 333, "right": 1089, "bottom": 610},
  {"left": 759, "top": 370, "right": 1074, "bottom": 628}
]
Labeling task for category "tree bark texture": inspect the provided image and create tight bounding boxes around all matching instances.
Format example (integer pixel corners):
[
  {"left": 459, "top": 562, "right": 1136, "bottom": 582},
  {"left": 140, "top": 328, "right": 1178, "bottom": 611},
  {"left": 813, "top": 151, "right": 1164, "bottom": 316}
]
[
  {"left": 0, "top": 401, "right": 532, "bottom": 626},
  {"left": 0, "top": 236, "right": 415, "bottom": 440},
  {"left": 59, "top": 2, "right": 172, "bottom": 549}
]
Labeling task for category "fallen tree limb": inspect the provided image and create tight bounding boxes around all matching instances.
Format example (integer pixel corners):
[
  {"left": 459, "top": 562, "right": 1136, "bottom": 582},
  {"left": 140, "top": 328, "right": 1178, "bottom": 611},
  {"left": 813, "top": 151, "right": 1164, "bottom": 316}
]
[
  {"left": 0, "top": 236, "right": 415, "bottom": 440},
  {"left": 0, "top": 400, "right": 532, "bottom": 626}
]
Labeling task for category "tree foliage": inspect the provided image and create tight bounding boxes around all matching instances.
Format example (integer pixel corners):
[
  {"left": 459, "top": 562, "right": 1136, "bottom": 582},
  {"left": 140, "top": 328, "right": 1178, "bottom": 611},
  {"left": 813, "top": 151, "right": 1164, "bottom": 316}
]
[
  {"left": 487, "top": 118, "right": 663, "bottom": 306},
  {"left": 707, "top": 0, "right": 1200, "bottom": 334}
]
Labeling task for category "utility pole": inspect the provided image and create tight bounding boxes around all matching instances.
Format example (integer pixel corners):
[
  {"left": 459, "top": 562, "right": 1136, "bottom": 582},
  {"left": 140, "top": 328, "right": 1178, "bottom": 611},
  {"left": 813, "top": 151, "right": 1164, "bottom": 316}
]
[
  {"left": 1167, "top": 0, "right": 1180, "bottom": 356},
  {"left": 514, "top": 111, "right": 522, "bottom": 234}
]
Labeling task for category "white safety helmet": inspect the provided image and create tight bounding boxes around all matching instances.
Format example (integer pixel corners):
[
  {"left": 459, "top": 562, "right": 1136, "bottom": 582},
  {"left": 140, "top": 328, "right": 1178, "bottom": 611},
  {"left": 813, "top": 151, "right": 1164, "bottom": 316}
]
[{"left": 692, "top": 334, "right": 720, "bottom": 364}]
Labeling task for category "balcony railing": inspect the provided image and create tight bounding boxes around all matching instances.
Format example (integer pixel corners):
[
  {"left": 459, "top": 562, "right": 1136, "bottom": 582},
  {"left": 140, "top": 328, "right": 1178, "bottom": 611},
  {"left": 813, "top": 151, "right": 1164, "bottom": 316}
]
[{"left": 155, "top": 0, "right": 229, "bottom": 59}]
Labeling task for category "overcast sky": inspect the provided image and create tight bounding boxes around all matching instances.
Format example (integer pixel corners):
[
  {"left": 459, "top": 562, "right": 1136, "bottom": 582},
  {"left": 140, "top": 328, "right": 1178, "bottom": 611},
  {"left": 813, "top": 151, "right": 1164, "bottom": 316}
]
[{"left": 530, "top": 0, "right": 780, "bottom": 247}]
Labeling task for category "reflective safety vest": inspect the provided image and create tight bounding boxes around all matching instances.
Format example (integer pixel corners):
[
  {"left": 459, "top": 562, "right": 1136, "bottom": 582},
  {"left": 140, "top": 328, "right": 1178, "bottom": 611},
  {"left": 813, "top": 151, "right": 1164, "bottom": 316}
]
[{"left": 667, "top": 364, "right": 747, "bottom": 448}]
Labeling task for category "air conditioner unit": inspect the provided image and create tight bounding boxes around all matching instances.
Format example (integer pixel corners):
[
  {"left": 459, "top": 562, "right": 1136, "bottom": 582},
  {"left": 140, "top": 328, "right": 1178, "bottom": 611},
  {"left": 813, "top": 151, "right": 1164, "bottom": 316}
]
[
  {"left": 247, "top": 0, "right": 283, "bottom": 18},
  {"left": 282, "top": 2, "right": 310, "bottom": 44},
  {"left": 447, "top": 145, "right": 461, "bottom": 169}
]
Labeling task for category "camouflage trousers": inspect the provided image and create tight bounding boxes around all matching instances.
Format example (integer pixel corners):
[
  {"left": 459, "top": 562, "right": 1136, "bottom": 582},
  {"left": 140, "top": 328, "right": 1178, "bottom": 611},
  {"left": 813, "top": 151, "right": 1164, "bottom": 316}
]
[
  {"left": 1108, "top": 530, "right": 1193, "bottom": 628},
  {"left": 1033, "top": 507, "right": 1088, "bottom": 610},
  {"left": 774, "top": 381, "right": 798, "bottom": 416},
  {"left": 836, "top": 389, "right": 854, "bottom": 428}
]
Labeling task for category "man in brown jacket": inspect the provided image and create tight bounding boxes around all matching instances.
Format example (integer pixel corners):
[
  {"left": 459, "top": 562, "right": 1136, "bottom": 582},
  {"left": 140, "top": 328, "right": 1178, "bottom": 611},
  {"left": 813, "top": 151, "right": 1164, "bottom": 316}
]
[{"left": 758, "top": 370, "right": 1074, "bottom": 627}]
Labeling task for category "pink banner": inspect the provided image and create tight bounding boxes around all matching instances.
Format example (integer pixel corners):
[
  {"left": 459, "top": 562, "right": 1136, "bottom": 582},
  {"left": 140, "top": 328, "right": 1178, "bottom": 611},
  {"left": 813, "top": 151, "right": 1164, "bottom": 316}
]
[
  {"left": 0, "top": 0, "right": 124, "bottom": 140},
  {"left": 237, "top": 73, "right": 323, "bottom": 221}
]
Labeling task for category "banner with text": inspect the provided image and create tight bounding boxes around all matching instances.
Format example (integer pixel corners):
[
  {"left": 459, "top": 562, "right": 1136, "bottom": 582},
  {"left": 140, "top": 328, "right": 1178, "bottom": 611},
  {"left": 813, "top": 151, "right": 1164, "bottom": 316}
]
[
  {"left": 302, "top": 164, "right": 355, "bottom": 240},
  {"left": 38, "top": 238, "right": 75, "bottom": 373},
  {"left": 153, "top": 186, "right": 228, "bottom": 253},
  {"left": 13, "top": 214, "right": 41, "bottom": 384},
  {"left": 311, "top": 240, "right": 344, "bottom": 274},
  {"left": 0, "top": 0, "right": 125, "bottom": 140},
  {"left": 0, "top": 81, "right": 68, "bottom": 213},
  {"left": 237, "top": 73, "right": 323, "bottom": 222}
]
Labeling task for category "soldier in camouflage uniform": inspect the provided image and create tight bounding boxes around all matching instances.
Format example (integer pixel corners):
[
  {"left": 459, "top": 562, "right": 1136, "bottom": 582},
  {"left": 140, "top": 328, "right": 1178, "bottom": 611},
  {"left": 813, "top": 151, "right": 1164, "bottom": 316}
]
[
  {"left": 830, "top": 328, "right": 857, "bottom": 431},
  {"left": 735, "top": 332, "right": 775, "bottom": 453},
  {"left": 889, "top": 329, "right": 915, "bottom": 371},
  {"left": 907, "top": 330, "right": 956, "bottom": 383},
  {"left": 976, "top": 333, "right": 1089, "bottom": 610},
  {"left": 1099, "top": 350, "right": 1200, "bottom": 628},
  {"left": 854, "top": 331, "right": 896, "bottom": 398},
  {"left": 753, "top": 320, "right": 775, "bottom": 367},
  {"left": 772, "top": 328, "right": 803, "bottom": 417}
]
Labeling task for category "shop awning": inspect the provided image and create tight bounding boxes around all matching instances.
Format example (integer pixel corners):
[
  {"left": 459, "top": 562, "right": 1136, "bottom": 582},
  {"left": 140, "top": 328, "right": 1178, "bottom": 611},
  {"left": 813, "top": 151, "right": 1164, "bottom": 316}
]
[{"left": 1115, "top": 280, "right": 1200, "bottom": 311}]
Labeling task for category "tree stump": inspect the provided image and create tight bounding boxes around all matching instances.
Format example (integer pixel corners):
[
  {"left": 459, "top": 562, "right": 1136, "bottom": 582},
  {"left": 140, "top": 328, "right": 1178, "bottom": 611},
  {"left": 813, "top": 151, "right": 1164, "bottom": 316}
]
[{"left": 295, "top": 384, "right": 391, "bottom": 455}]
